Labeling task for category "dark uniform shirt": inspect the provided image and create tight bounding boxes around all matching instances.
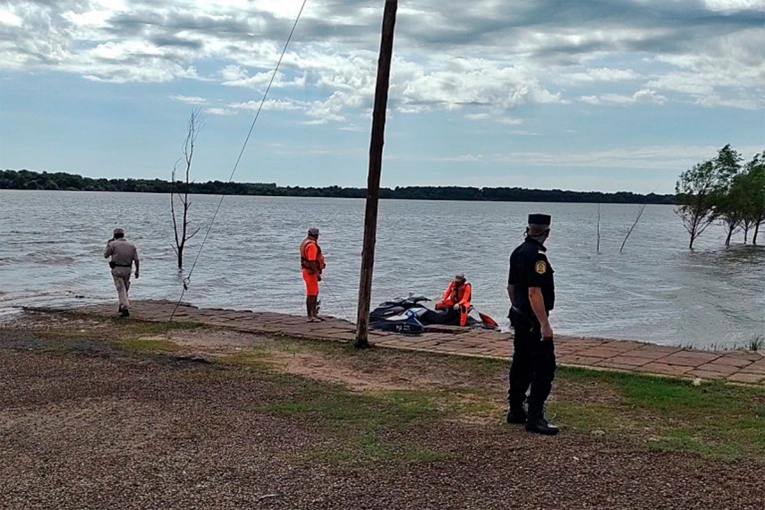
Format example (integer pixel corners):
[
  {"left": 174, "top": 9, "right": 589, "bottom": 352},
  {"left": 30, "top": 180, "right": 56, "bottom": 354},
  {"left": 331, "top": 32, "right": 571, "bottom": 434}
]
[{"left": 508, "top": 238, "right": 555, "bottom": 315}]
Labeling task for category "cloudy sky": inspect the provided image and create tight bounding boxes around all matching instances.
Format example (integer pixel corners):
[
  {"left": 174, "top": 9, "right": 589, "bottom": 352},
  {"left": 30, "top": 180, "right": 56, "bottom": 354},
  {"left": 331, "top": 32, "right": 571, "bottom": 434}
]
[{"left": 1, "top": 0, "right": 763, "bottom": 192}]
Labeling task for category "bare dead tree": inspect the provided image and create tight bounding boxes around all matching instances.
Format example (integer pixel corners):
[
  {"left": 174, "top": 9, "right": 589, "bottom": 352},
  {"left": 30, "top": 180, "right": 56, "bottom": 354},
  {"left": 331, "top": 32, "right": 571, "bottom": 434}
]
[
  {"left": 171, "top": 109, "right": 204, "bottom": 270},
  {"left": 596, "top": 203, "right": 601, "bottom": 254},
  {"left": 620, "top": 186, "right": 660, "bottom": 254},
  {"left": 620, "top": 202, "right": 648, "bottom": 254}
]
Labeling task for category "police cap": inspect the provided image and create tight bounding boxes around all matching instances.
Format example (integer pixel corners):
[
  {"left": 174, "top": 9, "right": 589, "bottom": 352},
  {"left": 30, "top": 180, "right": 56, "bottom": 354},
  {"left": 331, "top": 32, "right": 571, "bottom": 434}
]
[{"left": 528, "top": 214, "right": 551, "bottom": 226}]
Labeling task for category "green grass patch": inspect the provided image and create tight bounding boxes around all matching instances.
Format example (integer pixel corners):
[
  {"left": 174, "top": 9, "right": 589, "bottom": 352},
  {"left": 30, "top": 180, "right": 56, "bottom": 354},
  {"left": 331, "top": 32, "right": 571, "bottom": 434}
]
[
  {"left": 232, "top": 341, "right": 765, "bottom": 463},
  {"left": 260, "top": 386, "right": 441, "bottom": 432},
  {"left": 116, "top": 319, "right": 207, "bottom": 336},
  {"left": 551, "top": 367, "right": 765, "bottom": 461},
  {"left": 218, "top": 346, "right": 279, "bottom": 371},
  {"left": 258, "top": 379, "right": 447, "bottom": 468},
  {"left": 115, "top": 337, "right": 183, "bottom": 354},
  {"left": 549, "top": 402, "right": 639, "bottom": 433},
  {"left": 450, "top": 355, "right": 507, "bottom": 376}
]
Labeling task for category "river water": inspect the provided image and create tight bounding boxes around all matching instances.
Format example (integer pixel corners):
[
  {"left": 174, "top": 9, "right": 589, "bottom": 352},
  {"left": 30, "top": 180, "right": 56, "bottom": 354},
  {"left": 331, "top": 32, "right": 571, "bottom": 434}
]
[{"left": 1, "top": 190, "right": 763, "bottom": 348}]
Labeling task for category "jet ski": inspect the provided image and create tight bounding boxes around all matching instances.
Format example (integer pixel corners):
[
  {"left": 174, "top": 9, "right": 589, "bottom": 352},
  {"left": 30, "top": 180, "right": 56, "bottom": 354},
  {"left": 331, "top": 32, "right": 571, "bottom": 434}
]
[{"left": 369, "top": 293, "right": 499, "bottom": 334}]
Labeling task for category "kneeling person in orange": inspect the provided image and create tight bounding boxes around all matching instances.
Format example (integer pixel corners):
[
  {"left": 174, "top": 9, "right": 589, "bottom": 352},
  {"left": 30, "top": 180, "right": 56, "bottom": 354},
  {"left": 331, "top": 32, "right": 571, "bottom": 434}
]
[
  {"left": 435, "top": 273, "right": 472, "bottom": 326},
  {"left": 300, "top": 227, "right": 326, "bottom": 322}
]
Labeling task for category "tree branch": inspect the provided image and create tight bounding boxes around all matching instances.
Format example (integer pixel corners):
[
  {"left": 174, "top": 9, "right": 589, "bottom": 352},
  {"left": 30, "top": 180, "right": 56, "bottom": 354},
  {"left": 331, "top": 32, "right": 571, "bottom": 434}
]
[{"left": 186, "top": 227, "right": 202, "bottom": 241}]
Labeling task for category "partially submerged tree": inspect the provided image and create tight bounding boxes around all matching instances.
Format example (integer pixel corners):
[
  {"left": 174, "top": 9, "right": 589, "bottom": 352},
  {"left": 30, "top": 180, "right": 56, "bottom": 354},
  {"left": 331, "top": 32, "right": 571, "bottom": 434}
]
[
  {"left": 742, "top": 152, "right": 765, "bottom": 244},
  {"left": 677, "top": 146, "right": 765, "bottom": 248},
  {"left": 676, "top": 159, "right": 720, "bottom": 249},
  {"left": 710, "top": 145, "right": 744, "bottom": 246},
  {"left": 715, "top": 174, "right": 748, "bottom": 246},
  {"left": 675, "top": 145, "right": 750, "bottom": 249},
  {"left": 171, "top": 109, "right": 204, "bottom": 269}
]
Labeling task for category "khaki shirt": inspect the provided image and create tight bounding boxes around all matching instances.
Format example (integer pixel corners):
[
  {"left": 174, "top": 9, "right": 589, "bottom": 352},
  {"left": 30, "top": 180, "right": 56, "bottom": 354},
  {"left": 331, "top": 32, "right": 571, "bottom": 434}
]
[{"left": 104, "top": 239, "right": 139, "bottom": 267}]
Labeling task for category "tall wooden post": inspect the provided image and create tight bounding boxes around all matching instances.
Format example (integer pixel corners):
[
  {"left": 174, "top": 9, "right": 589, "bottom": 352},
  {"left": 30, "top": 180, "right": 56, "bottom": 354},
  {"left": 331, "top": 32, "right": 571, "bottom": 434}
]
[{"left": 355, "top": 0, "right": 398, "bottom": 348}]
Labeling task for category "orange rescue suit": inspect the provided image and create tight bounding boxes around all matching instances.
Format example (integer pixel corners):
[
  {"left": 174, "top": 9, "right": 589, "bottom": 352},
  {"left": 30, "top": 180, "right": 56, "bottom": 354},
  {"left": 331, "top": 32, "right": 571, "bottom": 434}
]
[
  {"left": 300, "top": 237, "right": 326, "bottom": 297},
  {"left": 436, "top": 280, "right": 472, "bottom": 326}
]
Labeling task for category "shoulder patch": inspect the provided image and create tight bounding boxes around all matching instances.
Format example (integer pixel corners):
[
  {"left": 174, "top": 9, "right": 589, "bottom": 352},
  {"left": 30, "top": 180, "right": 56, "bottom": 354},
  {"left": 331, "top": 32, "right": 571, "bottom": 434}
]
[{"left": 535, "top": 260, "right": 547, "bottom": 274}]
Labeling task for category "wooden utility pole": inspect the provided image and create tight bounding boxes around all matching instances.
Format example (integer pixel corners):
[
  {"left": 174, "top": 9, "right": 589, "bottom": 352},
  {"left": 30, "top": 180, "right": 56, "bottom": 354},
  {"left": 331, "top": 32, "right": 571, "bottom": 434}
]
[{"left": 355, "top": 0, "right": 398, "bottom": 348}]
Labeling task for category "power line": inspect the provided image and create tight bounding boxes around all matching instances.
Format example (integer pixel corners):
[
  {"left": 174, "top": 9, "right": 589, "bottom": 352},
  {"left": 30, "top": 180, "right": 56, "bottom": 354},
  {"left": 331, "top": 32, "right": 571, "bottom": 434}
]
[{"left": 170, "top": 0, "right": 309, "bottom": 320}]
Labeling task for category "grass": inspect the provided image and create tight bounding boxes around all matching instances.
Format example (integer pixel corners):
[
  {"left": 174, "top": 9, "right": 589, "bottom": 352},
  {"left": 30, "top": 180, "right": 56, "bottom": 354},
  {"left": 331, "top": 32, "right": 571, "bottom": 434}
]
[
  {"left": 257, "top": 380, "right": 449, "bottom": 468},
  {"left": 7, "top": 314, "right": 765, "bottom": 464},
  {"left": 551, "top": 367, "right": 765, "bottom": 461},
  {"left": 748, "top": 334, "right": 764, "bottom": 352},
  {"left": 127, "top": 331, "right": 765, "bottom": 463},
  {"left": 115, "top": 319, "right": 207, "bottom": 336},
  {"left": 115, "top": 337, "right": 183, "bottom": 354},
  {"left": 219, "top": 346, "right": 276, "bottom": 370},
  {"left": 676, "top": 334, "right": 765, "bottom": 352}
]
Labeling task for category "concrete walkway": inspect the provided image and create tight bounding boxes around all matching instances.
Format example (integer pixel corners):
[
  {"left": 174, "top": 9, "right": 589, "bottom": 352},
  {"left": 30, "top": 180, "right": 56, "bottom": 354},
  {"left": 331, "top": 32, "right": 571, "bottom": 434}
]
[{"left": 42, "top": 300, "right": 765, "bottom": 385}]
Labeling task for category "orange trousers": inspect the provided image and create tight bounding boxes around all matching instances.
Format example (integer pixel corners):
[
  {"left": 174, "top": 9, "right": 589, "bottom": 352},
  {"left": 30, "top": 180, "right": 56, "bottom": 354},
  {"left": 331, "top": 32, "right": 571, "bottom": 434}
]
[{"left": 302, "top": 269, "right": 319, "bottom": 297}]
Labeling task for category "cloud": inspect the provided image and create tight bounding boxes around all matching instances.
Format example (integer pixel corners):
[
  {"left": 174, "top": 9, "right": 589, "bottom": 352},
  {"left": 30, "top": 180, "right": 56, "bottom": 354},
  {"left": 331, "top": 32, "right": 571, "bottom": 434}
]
[
  {"left": 578, "top": 89, "right": 668, "bottom": 105},
  {"left": 443, "top": 153, "right": 484, "bottom": 162},
  {"left": 171, "top": 95, "right": 208, "bottom": 105},
  {"left": 220, "top": 66, "right": 307, "bottom": 89},
  {"left": 0, "top": 8, "right": 23, "bottom": 27},
  {"left": 226, "top": 99, "right": 307, "bottom": 112},
  {"left": 489, "top": 144, "right": 764, "bottom": 169},
  {"left": 465, "top": 113, "right": 524, "bottom": 125},
  {"left": 559, "top": 67, "right": 642, "bottom": 85},
  {"left": 0, "top": 0, "right": 763, "bottom": 119},
  {"left": 205, "top": 107, "right": 236, "bottom": 116},
  {"left": 632, "top": 89, "right": 668, "bottom": 104},
  {"left": 497, "top": 117, "right": 525, "bottom": 126}
]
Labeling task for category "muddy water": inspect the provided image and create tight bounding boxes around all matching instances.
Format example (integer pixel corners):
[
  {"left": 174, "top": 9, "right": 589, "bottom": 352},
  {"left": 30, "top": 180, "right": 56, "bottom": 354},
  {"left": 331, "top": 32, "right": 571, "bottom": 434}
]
[{"left": 1, "top": 190, "right": 763, "bottom": 348}]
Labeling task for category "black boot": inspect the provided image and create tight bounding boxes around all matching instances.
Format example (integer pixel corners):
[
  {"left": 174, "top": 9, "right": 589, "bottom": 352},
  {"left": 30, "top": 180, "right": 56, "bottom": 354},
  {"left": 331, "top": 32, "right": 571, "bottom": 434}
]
[
  {"left": 506, "top": 408, "right": 527, "bottom": 425},
  {"left": 525, "top": 412, "right": 559, "bottom": 436},
  {"left": 119, "top": 307, "right": 130, "bottom": 318}
]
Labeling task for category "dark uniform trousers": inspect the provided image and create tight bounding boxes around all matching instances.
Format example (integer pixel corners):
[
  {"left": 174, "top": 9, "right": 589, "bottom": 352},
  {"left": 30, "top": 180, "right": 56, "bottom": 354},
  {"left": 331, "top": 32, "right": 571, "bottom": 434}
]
[{"left": 508, "top": 308, "right": 556, "bottom": 414}]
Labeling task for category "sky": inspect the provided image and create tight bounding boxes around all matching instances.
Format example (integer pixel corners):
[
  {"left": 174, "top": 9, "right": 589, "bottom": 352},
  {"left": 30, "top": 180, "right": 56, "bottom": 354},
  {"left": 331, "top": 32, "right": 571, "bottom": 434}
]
[{"left": 0, "top": 0, "right": 763, "bottom": 193}]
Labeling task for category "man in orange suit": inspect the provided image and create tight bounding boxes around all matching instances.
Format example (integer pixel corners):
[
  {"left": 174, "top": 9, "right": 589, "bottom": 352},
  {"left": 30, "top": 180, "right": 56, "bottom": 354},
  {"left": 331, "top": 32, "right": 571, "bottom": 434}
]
[
  {"left": 435, "top": 273, "right": 472, "bottom": 326},
  {"left": 299, "top": 227, "right": 326, "bottom": 322}
]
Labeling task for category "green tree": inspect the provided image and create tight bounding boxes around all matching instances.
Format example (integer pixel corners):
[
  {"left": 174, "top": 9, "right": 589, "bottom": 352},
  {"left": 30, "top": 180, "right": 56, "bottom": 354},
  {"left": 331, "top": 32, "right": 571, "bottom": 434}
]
[
  {"left": 711, "top": 145, "right": 744, "bottom": 246},
  {"left": 675, "top": 160, "right": 720, "bottom": 249},
  {"left": 742, "top": 153, "right": 765, "bottom": 244}
]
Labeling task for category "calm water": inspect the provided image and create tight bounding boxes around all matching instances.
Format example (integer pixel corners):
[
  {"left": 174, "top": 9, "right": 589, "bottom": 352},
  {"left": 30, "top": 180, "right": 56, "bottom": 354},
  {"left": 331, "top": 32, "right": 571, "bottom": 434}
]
[{"left": 1, "top": 190, "right": 763, "bottom": 348}]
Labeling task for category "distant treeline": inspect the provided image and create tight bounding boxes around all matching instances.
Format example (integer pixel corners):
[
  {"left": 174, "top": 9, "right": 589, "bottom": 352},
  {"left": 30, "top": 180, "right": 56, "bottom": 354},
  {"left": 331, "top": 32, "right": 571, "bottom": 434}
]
[{"left": 0, "top": 169, "right": 676, "bottom": 204}]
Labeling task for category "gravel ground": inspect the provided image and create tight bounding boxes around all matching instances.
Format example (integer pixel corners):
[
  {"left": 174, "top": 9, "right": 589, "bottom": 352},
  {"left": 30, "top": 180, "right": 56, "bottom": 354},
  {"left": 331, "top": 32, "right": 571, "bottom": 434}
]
[{"left": 1, "top": 329, "right": 763, "bottom": 510}]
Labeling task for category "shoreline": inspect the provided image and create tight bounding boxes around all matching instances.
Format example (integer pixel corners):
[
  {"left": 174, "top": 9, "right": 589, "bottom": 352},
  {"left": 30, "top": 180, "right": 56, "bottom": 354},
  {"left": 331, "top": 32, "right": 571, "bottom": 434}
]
[
  {"left": 0, "top": 188, "right": 675, "bottom": 205},
  {"left": 19, "top": 299, "right": 765, "bottom": 385}
]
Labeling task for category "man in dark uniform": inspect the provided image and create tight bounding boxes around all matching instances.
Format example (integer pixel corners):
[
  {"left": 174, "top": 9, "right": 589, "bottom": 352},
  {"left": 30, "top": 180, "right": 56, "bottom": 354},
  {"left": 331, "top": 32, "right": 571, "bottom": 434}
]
[{"left": 506, "top": 213, "right": 559, "bottom": 435}]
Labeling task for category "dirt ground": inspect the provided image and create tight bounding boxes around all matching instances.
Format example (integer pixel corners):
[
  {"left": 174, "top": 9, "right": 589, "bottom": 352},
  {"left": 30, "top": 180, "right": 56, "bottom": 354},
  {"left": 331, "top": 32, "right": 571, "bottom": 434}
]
[{"left": 1, "top": 314, "right": 764, "bottom": 510}]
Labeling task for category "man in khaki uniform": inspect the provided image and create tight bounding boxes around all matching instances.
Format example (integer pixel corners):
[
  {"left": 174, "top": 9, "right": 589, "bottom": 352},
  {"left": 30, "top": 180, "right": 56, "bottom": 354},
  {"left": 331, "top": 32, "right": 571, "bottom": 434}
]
[{"left": 104, "top": 228, "right": 140, "bottom": 317}]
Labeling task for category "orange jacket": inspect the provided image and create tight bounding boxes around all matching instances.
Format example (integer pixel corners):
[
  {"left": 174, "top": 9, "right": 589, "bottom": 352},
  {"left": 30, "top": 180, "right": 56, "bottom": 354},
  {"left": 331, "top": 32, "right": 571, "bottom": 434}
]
[
  {"left": 300, "top": 237, "right": 326, "bottom": 274},
  {"left": 437, "top": 281, "right": 472, "bottom": 308}
]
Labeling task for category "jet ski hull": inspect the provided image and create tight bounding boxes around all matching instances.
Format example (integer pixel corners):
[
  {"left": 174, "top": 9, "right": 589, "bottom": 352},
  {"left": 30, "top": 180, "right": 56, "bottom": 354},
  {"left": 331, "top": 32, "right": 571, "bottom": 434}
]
[{"left": 369, "top": 294, "right": 499, "bottom": 334}]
